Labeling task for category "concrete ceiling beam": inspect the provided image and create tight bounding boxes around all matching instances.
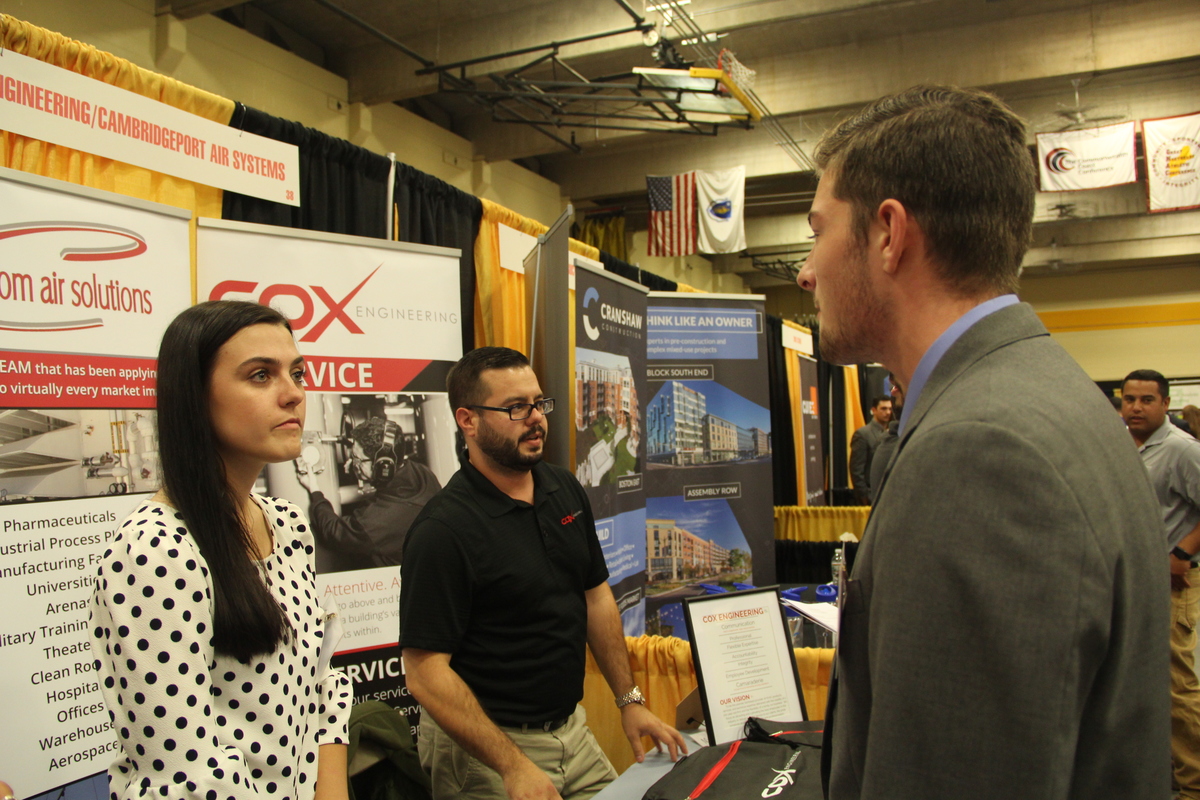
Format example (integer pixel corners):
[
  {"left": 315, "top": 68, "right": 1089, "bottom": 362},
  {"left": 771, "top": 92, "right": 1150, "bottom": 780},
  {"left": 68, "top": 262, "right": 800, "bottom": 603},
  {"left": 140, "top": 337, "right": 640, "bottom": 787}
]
[{"left": 166, "top": 0, "right": 244, "bottom": 20}]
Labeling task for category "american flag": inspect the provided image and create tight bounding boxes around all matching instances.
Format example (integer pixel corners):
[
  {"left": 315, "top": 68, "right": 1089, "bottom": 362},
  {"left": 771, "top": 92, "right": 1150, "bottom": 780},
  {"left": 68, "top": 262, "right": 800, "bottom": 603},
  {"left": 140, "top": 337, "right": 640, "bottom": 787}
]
[{"left": 647, "top": 172, "right": 696, "bottom": 257}]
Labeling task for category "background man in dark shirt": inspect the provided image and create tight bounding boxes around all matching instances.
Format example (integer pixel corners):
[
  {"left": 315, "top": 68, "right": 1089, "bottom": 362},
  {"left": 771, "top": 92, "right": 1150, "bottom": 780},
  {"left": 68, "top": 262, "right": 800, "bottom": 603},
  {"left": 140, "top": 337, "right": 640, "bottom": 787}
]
[
  {"left": 849, "top": 395, "right": 891, "bottom": 503},
  {"left": 401, "top": 347, "right": 684, "bottom": 800}
]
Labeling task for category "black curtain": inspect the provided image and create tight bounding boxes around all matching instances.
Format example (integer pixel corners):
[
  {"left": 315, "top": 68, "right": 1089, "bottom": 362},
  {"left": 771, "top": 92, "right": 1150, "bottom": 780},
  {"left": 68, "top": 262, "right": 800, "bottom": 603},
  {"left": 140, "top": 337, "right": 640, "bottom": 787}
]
[
  {"left": 814, "top": 328, "right": 856, "bottom": 505},
  {"left": 393, "top": 163, "right": 480, "bottom": 355},
  {"left": 598, "top": 251, "right": 678, "bottom": 292},
  {"left": 776, "top": 540, "right": 859, "bottom": 584},
  {"left": 222, "top": 103, "right": 391, "bottom": 238},
  {"left": 220, "top": 103, "right": 478, "bottom": 351},
  {"left": 765, "top": 315, "right": 798, "bottom": 506}
]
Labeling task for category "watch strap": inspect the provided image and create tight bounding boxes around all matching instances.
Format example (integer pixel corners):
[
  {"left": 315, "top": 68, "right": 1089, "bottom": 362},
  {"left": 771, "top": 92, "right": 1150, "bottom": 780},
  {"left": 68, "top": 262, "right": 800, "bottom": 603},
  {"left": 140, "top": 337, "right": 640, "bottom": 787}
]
[
  {"left": 615, "top": 685, "right": 645, "bottom": 708},
  {"left": 1173, "top": 546, "right": 1195, "bottom": 562}
]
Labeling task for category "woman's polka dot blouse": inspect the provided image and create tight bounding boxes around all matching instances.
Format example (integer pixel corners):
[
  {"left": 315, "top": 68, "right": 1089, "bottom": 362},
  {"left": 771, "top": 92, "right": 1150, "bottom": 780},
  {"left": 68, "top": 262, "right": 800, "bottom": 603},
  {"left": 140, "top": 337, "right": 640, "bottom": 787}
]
[{"left": 90, "top": 495, "right": 351, "bottom": 800}]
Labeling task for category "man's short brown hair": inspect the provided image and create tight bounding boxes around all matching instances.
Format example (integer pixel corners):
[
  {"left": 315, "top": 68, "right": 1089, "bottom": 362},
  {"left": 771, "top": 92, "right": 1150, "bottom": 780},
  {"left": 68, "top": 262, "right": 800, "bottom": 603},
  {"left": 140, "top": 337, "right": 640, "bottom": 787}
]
[
  {"left": 814, "top": 85, "right": 1037, "bottom": 297},
  {"left": 446, "top": 346, "right": 530, "bottom": 415}
]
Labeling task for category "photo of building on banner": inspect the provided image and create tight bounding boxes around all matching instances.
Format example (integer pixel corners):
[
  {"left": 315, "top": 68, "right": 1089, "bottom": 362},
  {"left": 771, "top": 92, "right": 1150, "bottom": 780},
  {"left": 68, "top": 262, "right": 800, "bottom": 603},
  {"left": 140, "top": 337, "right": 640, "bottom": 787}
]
[
  {"left": 0, "top": 168, "right": 192, "bottom": 796},
  {"left": 642, "top": 293, "right": 774, "bottom": 639},
  {"left": 1142, "top": 111, "right": 1200, "bottom": 212},
  {"left": 195, "top": 219, "right": 462, "bottom": 730},
  {"left": 574, "top": 260, "right": 649, "bottom": 635}
]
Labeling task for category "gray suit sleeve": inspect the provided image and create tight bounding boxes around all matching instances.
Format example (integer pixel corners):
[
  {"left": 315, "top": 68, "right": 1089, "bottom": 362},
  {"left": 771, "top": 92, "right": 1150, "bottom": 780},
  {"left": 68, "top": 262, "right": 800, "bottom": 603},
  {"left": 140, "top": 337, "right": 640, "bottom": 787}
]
[
  {"left": 845, "top": 421, "right": 1144, "bottom": 798},
  {"left": 849, "top": 428, "right": 870, "bottom": 492}
]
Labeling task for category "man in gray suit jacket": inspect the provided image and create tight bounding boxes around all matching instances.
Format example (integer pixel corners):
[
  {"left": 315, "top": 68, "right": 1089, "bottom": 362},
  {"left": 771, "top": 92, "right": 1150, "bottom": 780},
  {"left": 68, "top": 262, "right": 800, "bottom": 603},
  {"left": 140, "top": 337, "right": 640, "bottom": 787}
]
[{"left": 796, "top": 86, "right": 1169, "bottom": 799}]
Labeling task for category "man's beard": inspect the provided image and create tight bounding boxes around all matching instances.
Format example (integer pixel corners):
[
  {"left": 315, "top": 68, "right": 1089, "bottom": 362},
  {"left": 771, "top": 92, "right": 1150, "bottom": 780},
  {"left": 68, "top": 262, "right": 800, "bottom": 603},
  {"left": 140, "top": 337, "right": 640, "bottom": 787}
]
[
  {"left": 476, "top": 418, "right": 545, "bottom": 472},
  {"left": 816, "top": 247, "right": 891, "bottom": 366}
]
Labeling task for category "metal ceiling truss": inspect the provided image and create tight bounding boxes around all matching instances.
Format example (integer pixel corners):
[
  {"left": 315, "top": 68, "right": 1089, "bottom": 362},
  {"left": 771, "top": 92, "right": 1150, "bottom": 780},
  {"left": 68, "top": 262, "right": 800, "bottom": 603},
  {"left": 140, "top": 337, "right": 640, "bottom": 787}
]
[
  {"left": 650, "top": 0, "right": 815, "bottom": 171},
  {"left": 309, "top": 0, "right": 760, "bottom": 154},
  {"left": 747, "top": 246, "right": 812, "bottom": 283}
]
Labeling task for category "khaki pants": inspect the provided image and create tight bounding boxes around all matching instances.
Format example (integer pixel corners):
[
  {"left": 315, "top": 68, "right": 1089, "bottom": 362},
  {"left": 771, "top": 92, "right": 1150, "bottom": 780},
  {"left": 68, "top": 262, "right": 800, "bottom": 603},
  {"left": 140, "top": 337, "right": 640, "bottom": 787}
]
[
  {"left": 1172, "top": 568, "right": 1200, "bottom": 799},
  {"left": 418, "top": 705, "right": 617, "bottom": 800}
]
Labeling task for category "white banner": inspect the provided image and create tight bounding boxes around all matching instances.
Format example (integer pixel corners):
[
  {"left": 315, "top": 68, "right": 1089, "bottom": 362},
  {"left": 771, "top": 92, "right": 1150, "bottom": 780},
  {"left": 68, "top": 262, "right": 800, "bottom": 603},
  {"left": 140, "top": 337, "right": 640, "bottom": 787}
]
[
  {"left": 197, "top": 219, "right": 463, "bottom": 379},
  {"left": 1143, "top": 112, "right": 1200, "bottom": 212},
  {"left": 1036, "top": 122, "right": 1136, "bottom": 192},
  {"left": 696, "top": 165, "right": 746, "bottom": 254},
  {"left": 0, "top": 169, "right": 192, "bottom": 796},
  {"left": 0, "top": 50, "right": 300, "bottom": 206}
]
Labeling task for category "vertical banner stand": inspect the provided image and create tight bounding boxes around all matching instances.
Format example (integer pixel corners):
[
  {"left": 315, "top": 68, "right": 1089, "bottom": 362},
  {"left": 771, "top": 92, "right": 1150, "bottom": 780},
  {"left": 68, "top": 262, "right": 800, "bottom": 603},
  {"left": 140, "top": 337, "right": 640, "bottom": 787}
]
[{"left": 525, "top": 204, "right": 573, "bottom": 469}]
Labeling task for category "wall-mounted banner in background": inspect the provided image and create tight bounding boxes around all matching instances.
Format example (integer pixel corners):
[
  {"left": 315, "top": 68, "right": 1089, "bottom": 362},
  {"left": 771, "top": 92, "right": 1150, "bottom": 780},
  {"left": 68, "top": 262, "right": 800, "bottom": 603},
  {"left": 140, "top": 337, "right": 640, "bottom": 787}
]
[
  {"left": 1035, "top": 122, "right": 1137, "bottom": 192},
  {"left": 0, "top": 50, "right": 301, "bottom": 205},
  {"left": 574, "top": 258, "right": 649, "bottom": 635},
  {"left": 196, "top": 218, "right": 462, "bottom": 732},
  {"left": 643, "top": 292, "right": 774, "bottom": 639},
  {"left": 0, "top": 167, "right": 192, "bottom": 796},
  {"left": 1142, "top": 111, "right": 1200, "bottom": 212}
]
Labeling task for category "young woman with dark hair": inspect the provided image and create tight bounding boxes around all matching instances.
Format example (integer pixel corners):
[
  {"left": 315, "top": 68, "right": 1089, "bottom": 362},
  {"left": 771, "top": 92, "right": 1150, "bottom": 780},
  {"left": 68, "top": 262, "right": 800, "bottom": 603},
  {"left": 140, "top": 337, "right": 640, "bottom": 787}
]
[{"left": 90, "top": 300, "right": 351, "bottom": 800}]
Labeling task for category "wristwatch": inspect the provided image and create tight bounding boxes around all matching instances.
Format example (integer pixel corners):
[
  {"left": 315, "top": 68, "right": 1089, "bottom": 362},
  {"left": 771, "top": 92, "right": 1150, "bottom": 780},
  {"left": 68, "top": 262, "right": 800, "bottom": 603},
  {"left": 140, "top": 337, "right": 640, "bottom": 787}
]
[
  {"left": 615, "top": 685, "right": 645, "bottom": 708},
  {"left": 1172, "top": 546, "right": 1195, "bottom": 563}
]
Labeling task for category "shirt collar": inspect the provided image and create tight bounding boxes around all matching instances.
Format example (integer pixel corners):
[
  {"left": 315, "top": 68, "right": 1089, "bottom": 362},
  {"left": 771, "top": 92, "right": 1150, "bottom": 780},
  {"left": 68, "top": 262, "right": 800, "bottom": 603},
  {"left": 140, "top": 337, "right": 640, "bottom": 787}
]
[
  {"left": 898, "top": 294, "right": 1018, "bottom": 436},
  {"left": 457, "top": 448, "right": 558, "bottom": 517},
  {"left": 1139, "top": 418, "right": 1175, "bottom": 452}
]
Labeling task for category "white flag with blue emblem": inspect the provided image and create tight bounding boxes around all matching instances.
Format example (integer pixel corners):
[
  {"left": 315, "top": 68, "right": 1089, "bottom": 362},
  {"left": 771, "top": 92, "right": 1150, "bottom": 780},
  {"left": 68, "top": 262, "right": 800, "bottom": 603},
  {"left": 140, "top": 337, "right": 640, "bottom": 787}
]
[{"left": 696, "top": 165, "right": 746, "bottom": 254}]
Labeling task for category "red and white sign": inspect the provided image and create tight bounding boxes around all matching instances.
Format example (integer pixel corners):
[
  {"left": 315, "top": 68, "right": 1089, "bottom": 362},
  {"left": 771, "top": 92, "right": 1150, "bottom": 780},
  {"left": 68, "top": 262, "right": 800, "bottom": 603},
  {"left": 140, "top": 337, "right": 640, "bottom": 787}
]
[
  {"left": 0, "top": 49, "right": 300, "bottom": 206},
  {"left": 0, "top": 167, "right": 191, "bottom": 408},
  {"left": 1143, "top": 111, "right": 1200, "bottom": 212},
  {"left": 780, "top": 324, "right": 813, "bottom": 356},
  {"left": 196, "top": 219, "right": 462, "bottom": 392}
]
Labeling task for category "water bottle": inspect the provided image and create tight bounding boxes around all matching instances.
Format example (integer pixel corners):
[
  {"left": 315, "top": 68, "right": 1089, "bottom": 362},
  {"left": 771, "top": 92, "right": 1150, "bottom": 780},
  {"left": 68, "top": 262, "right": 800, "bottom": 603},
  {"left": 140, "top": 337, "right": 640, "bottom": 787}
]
[{"left": 830, "top": 546, "right": 845, "bottom": 587}]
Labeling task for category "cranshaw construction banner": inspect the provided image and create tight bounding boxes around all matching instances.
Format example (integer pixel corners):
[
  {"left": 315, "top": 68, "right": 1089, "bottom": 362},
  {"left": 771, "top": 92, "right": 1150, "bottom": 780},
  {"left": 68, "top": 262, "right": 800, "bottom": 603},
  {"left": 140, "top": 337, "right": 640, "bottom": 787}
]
[
  {"left": 573, "top": 259, "right": 649, "bottom": 635},
  {"left": 0, "top": 168, "right": 191, "bottom": 795},
  {"left": 642, "top": 292, "right": 774, "bottom": 638},
  {"left": 196, "top": 218, "right": 462, "bottom": 733}
]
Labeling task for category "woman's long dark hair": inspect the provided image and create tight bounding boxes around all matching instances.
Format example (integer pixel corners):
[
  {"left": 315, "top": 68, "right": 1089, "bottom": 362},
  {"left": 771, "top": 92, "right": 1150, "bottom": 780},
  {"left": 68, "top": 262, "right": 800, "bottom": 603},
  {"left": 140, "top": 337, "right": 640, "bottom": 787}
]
[{"left": 156, "top": 300, "right": 292, "bottom": 661}]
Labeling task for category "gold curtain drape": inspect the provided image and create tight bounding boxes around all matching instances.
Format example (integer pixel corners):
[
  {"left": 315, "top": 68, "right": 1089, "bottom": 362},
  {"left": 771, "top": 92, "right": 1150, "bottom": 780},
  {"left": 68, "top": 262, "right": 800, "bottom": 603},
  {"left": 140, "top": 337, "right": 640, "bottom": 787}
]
[
  {"left": 582, "top": 636, "right": 834, "bottom": 774},
  {"left": 843, "top": 365, "right": 865, "bottom": 475},
  {"left": 582, "top": 635, "right": 697, "bottom": 775},
  {"left": 775, "top": 505, "right": 870, "bottom": 542},
  {"left": 473, "top": 197, "right": 600, "bottom": 350},
  {"left": 574, "top": 214, "right": 627, "bottom": 262},
  {"left": 783, "top": 321, "right": 811, "bottom": 504},
  {"left": 0, "top": 15, "right": 233, "bottom": 217},
  {"left": 674, "top": 282, "right": 706, "bottom": 293}
]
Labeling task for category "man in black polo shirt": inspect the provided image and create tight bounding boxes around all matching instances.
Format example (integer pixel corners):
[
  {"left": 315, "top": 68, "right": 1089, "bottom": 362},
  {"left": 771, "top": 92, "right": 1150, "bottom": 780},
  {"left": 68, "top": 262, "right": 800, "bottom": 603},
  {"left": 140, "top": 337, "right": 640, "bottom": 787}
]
[{"left": 401, "top": 347, "right": 686, "bottom": 800}]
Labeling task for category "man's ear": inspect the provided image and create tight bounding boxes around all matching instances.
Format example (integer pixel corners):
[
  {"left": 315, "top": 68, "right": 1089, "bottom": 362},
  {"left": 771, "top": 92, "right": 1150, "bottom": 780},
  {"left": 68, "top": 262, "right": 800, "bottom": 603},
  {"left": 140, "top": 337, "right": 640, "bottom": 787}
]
[
  {"left": 874, "top": 199, "right": 912, "bottom": 276},
  {"left": 455, "top": 407, "right": 477, "bottom": 440}
]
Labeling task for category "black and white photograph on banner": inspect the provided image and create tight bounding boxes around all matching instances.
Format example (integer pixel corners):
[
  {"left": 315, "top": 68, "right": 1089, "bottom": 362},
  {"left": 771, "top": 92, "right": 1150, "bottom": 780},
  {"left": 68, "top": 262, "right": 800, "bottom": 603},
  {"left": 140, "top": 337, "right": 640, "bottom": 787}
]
[
  {"left": 0, "top": 408, "right": 159, "bottom": 502},
  {"left": 259, "top": 392, "right": 457, "bottom": 574}
]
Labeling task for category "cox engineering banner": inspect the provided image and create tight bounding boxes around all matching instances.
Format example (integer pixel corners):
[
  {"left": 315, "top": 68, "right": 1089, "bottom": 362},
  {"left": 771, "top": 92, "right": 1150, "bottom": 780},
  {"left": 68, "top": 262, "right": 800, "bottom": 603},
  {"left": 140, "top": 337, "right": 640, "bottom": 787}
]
[
  {"left": 196, "top": 219, "right": 462, "bottom": 732},
  {"left": 574, "top": 260, "right": 648, "bottom": 635},
  {"left": 798, "top": 355, "right": 825, "bottom": 506},
  {"left": 643, "top": 293, "right": 773, "bottom": 639},
  {"left": 0, "top": 168, "right": 191, "bottom": 795}
]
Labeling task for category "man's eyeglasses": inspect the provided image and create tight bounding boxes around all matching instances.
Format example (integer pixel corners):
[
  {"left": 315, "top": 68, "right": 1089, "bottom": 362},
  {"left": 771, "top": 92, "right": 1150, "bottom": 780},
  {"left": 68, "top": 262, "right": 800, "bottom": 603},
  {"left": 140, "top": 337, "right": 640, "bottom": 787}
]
[{"left": 468, "top": 398, "right": 555, "bottom": 421}]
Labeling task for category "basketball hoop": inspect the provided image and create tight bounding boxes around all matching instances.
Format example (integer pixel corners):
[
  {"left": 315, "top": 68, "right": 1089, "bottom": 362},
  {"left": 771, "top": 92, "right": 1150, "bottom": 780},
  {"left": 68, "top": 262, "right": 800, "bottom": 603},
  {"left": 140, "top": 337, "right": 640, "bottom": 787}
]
[{"left": 718, "top": 48, "right": 756, "bottom": 93}]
